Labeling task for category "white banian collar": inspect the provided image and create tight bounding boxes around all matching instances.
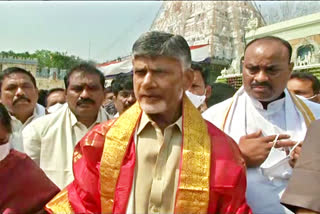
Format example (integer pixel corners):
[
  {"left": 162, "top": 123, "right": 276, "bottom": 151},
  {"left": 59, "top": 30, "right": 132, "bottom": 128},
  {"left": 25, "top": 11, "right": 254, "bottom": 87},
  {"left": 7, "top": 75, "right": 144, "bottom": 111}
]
[
  {"left": 248, "top": 93, "right": 285, "bottom": 114},
  {"left": 0, "top": 143, "right": 10, "bottom": 162}
]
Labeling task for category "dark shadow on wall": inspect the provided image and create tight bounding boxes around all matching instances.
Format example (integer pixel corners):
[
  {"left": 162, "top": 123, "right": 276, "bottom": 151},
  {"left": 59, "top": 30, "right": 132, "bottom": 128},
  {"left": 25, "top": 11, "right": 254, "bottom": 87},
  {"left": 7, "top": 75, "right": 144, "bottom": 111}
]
[{"left": 207, "top": 82, "right": 237, "bottom": 108}]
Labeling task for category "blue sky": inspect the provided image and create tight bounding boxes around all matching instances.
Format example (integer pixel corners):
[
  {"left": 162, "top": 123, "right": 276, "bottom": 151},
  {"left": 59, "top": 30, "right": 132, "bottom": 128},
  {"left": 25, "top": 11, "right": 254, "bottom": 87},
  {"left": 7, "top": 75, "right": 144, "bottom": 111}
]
[{"left": 0, "top": 1, "right": 162, "bottom": 63}]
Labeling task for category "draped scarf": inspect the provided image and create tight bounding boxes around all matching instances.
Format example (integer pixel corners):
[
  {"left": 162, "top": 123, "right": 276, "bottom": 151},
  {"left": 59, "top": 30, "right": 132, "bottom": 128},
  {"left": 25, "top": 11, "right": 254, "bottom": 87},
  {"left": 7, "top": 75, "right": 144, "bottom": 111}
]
[{"left": 46, "top": 95, "right": 212, "bottom": 213}]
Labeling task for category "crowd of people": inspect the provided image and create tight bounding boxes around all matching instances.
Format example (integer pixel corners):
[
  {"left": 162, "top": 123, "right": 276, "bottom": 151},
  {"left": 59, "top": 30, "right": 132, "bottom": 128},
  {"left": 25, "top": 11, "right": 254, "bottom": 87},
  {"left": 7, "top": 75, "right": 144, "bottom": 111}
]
[{"left": 0, "top": 31, "right": 319, "bottom": 214}]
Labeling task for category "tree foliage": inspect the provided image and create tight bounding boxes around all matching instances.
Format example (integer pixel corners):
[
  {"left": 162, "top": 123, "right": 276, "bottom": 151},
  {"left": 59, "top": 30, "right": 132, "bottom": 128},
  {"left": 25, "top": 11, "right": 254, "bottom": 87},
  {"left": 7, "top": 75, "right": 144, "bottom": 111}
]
[{"left": 0, "top": 50, "right": 86, "bottom": 70}]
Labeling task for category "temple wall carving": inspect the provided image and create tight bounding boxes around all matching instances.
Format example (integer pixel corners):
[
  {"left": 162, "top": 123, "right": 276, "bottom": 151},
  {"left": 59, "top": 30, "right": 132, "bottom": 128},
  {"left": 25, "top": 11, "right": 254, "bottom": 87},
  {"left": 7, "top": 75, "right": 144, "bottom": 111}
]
[{"left": 151, "top": 1, "right": 265, "bottom": 61}]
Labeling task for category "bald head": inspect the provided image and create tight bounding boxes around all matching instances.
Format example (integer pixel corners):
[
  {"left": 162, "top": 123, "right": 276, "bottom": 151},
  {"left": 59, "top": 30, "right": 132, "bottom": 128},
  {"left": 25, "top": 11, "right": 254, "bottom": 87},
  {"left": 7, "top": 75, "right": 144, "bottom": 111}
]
[{"left": 245, "top": 36, "right": 292, "bottom": 64}]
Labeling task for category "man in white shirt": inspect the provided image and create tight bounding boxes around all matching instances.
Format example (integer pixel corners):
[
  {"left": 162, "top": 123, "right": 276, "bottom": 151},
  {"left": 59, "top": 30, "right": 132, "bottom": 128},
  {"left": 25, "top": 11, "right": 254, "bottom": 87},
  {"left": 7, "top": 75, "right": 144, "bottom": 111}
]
[
  {"left": 0, "top": 67, "right": 45, "bottom": 152},
  {"left": 203, "top": 36, "right": 320, "bottom": 214},
  {"left": 23, "top": 63, "right": 111, "bottom": 189}
]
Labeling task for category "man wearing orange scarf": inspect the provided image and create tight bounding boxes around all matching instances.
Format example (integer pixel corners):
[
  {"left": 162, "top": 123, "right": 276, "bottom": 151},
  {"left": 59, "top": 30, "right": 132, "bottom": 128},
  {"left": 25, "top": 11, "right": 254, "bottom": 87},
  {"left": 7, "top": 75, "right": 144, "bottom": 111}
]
[{"left": 46, "top": 31, "right": 251, "bottom": 213}]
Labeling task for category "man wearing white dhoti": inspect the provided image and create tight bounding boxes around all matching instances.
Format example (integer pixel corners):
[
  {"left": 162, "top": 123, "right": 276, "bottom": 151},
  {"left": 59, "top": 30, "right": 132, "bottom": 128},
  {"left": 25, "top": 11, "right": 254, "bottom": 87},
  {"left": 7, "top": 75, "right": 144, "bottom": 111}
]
[{"left": 203, "top": 36, "right": 320, "bottom": 214}]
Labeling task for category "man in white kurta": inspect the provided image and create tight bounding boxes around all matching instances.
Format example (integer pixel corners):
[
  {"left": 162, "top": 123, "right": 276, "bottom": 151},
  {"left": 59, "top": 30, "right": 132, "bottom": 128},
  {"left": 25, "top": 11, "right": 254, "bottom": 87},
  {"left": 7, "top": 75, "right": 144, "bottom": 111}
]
[
  {"left": 203, "top": 36, "right": 320, "bottom": 214},
  {"left": 23, "top": 63, "right": 111, "bottom": 189},
  {"left": 0, "top": 67, "right": 45, "bottom": 152}
]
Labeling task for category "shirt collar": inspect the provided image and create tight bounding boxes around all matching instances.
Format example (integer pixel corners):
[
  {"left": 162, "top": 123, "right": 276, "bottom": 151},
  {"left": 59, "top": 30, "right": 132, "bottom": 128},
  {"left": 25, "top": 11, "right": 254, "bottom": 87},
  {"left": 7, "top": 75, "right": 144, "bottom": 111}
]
[
  {"left": 136, "top": 111, "right": 183, "bottom": 135},
  {"left": 34, "top": 103, "right": 46, "bottom": 117},
  {"left": 247, "top": 91, "right": 285, "bottom": 113},
  {"left": 68, "top": 106, "right": 105, "bottom": 127},
  {"left": 69, "top": 107, "right": 78, "bottom": 127},
  {"left": 0, "top": 143, "right": 10, "bottom": 162},
  {"left": 9, "top": 103, "right": 45, "bottom": 125}
]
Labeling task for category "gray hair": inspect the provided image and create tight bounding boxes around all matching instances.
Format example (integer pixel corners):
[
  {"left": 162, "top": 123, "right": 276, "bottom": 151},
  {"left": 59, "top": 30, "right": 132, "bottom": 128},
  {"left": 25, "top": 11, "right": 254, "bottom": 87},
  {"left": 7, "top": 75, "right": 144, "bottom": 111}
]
[{"left": 132, "top": 31, "right": 191, "bottom": 70}]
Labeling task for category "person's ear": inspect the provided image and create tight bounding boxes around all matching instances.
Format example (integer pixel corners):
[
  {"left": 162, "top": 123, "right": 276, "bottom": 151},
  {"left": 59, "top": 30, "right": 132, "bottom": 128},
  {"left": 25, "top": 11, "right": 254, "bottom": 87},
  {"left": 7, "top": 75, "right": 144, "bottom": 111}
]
[
  {"left": 289, "top": 62, "right": 294, "bottom": 73},
  {"left": 35, "top": 88, "right": 39, "bottom": 101},
  {"left": 183, "top": 69, "right": 194, "bottom": 91},
  {"left": 205, "top": 85, "right": 212, "bottom": 100}
]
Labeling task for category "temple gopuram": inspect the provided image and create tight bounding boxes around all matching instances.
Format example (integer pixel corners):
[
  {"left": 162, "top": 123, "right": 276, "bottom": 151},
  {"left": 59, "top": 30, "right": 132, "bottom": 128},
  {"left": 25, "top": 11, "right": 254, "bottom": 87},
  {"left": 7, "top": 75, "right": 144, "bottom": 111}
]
[{"left": 150, "top": 1, "right": 265, "bottom": 84}]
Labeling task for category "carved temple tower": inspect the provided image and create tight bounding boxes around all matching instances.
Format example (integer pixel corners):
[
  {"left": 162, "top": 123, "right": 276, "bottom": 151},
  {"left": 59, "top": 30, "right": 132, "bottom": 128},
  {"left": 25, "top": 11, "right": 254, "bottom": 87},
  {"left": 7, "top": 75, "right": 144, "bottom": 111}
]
[{"left": 150, "top": 1, "right": 265, "bottom": 83}]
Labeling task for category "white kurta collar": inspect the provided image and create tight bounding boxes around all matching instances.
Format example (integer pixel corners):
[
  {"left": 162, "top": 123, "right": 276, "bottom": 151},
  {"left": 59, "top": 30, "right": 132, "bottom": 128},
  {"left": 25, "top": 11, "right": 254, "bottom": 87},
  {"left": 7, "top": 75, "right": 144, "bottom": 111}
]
[
  {"left": 9, "top": 103, "right": 45, "bottom": 125},
  {"left": 248, "top": 93, "right": 285, "bottom": 114},
  {"left": 114, "top": 112, "right": 119, "bottom": 118},
  {"left": 0, "top": 143, "right": 10, "bottom": 162},
  {"left": 68, "top": 105, "right": 108, "bottom": 128}
]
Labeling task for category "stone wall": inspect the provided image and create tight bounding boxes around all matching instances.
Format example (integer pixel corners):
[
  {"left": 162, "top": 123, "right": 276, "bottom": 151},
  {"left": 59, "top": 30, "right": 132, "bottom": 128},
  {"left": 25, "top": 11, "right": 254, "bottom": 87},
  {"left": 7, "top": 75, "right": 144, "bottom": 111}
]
[
  {"left": 0, "top": 62, "right": 38, "bottom": 77},
  {"left": 36, "top": 78, "right": 65, "bottom": 90},
  {"left": 0, "top": 57, "right": 65, "bottom": 90}
]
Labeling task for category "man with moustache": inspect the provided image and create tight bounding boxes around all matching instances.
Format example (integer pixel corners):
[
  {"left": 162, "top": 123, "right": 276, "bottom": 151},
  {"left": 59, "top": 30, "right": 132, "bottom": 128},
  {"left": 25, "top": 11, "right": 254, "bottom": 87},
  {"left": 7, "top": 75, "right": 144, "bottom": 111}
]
[
  {"left": 0, "top": 103, "right": 60, "bottom": 213},
  {"left": 46, "top": 31, "right": 250, "bottom": 213},
  {"left": 0, "top": 67, "right": 45, "bottom": 152},
  {"left": 111, "top": 73, "right": 136, "bottom": 117},
  {"left": 23, "top": 63, "right": 110, "bottom": 189},
  {"left": 203, "top": 36, "right": 320, "bottom": 213}
]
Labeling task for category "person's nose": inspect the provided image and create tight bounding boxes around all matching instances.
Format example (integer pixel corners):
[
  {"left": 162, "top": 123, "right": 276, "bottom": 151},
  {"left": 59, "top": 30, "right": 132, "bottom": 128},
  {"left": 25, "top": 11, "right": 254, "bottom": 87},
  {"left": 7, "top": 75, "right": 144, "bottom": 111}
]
[
  {"left": 15, "top": 86, "right": 26, "bottom": 97},
  {"left": 127, "top": 94, "right": 136, "bottom": 103},
  {"left": 80, "top": 88, "right": 90, "bottom": 99},
  {"left": 255, "top": 70, "right": 269, "bottom": 82},
  {"left": 141, "top": 71, "right": 156, "bottom": 88}
]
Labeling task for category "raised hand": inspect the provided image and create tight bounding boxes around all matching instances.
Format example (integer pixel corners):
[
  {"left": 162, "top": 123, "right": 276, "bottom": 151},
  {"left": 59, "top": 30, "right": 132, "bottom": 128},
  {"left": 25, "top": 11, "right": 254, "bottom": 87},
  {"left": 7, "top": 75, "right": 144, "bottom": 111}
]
[{"left": 239, "top": 130, "right": 295, "bottom": 167}]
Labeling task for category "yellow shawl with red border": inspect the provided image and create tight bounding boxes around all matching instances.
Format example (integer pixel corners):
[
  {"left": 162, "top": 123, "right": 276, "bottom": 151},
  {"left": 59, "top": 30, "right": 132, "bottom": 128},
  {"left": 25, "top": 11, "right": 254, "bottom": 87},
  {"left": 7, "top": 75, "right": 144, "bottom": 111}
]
[{"left": 47, "top": 95, "right": 211, "bottom": 213}]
